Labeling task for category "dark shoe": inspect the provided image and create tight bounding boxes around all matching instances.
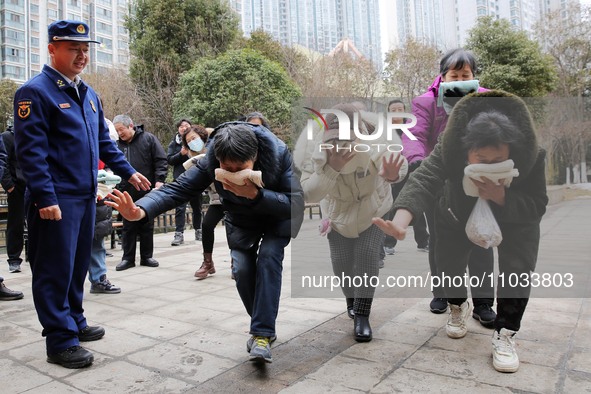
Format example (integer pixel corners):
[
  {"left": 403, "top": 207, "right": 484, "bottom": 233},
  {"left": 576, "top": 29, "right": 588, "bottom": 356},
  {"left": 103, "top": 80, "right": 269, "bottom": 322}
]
[
  {"left": 346, "top": 298, "right": 354, "bottom": 319},
  {"left": 171, "top": 232, "right": 184, "bottom": 246},
  {"left": 90, "top": 275, "right": 121, "bottom": 294},
  {"left": 378, "top": 259, "right": 385, "bottom": 269},
  {"left": 8, "top": 262, "right": 21, "bottom": 273},
  {"left": 195, "top": 229, "right": 202, "bottom": 241},
  {"left": 194, "top": 253, "right": 215, "bottom": 279},
  {"left": 354, "top": 315, "right": 372, "bottom": 342},
  {"left": 430, "top": 297, "right": 448, "bottom": 314},
  {"left": 0, "top": 281, "right": 24, "bottom": 301},
  {"left": 417, "top": 244, "right": 429, "bottom": 253},
  {"left": 47, "top": 346, "right": 94, "bottom": 369},
  {"left": 105, "top": 252, "right": 114, "bottom": 257},
  {"left": 140, "top": 258, "right": 159, "bottom": 267},
  {"left": 473, "top": 304, "right": 496, "bottom": 328},
  {"left": 78, "top": 325, "right": 105, "bottom": 342},
  {"left": 116, "top": 260, "right": 135, "bottom": 271}
]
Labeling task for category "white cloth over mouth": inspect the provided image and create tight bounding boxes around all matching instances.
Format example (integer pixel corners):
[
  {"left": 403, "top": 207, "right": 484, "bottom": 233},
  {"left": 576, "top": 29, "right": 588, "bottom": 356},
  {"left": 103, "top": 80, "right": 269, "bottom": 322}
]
[{"left": 463, "top": 159, "right": 519, "bottom": 197}]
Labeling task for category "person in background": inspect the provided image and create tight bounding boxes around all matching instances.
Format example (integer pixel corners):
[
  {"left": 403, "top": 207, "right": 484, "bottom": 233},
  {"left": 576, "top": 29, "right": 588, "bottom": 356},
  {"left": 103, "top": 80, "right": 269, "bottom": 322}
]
[
  {"left": 167, "top": 118, "right": 204, "bottom": 246},
  {"left": 113, "top": 114, "right": 167, "bottom": 271},
  {"left": 106, "top": 122, "right": 305, "bottom": 364},
  {"left": 88, "top": 159, "right": 122, "bottom": 294},
  {"left": 401, "top": 48, "right": 496, "bottom": 327},
  {"left": 383, "top": 100, "right": 429, "bottom": 255},
  {"left": 0, "top": 136, "right": 24, "bottom": 300},
  {"left": 1, "top": 125, "right": 27, "bottom": 273},
  {"left": 245, "top": 112, "right": 272, "bottom": 131},
  {"left": 13, "top": 20, "right": 150, "bottom": 368},
  {"left": 180, "top": 125, "right": 220, "bottom": 280},
  {"left": 375, "top": 91, "right": 547, "bottom": 373}
]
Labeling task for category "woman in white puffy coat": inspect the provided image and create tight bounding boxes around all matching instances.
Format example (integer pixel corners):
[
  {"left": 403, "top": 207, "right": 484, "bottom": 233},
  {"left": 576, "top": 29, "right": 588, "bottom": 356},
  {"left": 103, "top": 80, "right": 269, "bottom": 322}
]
[{"left": 299, "top": 103, "right": 408, "bottom": 342}]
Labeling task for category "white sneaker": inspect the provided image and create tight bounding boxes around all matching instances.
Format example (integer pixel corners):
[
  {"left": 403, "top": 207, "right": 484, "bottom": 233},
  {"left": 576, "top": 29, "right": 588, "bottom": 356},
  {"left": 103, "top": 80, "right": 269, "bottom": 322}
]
[
  {"left": 446, "top": 301, "right": 470, "bottom": 338},
  {"left": 492, "top": 328, "right": 519, "bottom": 372}
]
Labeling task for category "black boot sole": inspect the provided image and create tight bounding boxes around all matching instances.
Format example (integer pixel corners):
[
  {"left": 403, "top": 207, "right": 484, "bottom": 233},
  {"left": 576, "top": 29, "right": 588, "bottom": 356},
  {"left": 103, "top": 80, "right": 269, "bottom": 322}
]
[{"left": 47, "top": 355, "right": 94, "bottom": 369}]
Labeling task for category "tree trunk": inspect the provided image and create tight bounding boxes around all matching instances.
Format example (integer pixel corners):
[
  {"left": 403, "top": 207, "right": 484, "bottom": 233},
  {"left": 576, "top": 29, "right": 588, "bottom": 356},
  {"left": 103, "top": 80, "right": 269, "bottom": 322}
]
[{"left": 573, "top": 164, "right": 580, "bottom": 184}]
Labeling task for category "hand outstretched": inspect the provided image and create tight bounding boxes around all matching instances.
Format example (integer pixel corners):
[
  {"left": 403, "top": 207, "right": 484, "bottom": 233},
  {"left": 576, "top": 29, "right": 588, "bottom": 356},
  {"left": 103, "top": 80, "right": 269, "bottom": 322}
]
[{"left": 104, "top": 189, "right": 146, "bottom": 221}]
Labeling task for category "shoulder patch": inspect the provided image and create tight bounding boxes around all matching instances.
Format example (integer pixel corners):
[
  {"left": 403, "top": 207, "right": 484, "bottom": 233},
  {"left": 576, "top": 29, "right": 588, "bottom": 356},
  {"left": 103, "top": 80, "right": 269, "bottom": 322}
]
[{"left": 17, "top": 100, "right": 32, "bottom": 119}]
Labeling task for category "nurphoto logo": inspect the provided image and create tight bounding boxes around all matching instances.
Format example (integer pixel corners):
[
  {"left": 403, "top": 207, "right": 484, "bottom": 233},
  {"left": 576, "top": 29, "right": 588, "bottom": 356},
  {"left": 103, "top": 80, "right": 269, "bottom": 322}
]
[{"left": 304, "top": 107, "right": 418, "bottom": 153}]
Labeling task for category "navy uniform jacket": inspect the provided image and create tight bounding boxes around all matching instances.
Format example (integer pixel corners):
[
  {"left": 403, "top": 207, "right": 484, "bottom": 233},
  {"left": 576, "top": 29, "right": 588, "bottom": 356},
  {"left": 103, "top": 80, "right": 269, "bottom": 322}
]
[{"left": 13, "top": 65, "right": 136, "bottom": 208}]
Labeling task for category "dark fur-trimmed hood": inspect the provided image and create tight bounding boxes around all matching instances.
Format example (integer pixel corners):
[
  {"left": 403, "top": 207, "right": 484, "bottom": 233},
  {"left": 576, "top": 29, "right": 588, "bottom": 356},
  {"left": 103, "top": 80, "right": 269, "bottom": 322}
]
[
  {"left": 205, "top": 121, "right": 283, "bottom": 186},
  {"left": 441, "top": 90, "right": 539, "bottom": 184}
]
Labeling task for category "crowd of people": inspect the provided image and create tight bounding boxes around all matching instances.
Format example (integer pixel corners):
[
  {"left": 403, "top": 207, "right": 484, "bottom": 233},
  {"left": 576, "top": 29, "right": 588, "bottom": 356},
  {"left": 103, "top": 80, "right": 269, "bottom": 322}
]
[{"left": 2, "top": 19, "right": 548, "bottom": 375}]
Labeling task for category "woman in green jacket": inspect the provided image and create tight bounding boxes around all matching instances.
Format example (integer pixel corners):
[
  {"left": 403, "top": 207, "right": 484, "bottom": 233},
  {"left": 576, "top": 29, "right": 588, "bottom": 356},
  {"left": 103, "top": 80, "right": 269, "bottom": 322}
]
[{"left": 374, "top": 91, "right": 548, "bottom": 373}]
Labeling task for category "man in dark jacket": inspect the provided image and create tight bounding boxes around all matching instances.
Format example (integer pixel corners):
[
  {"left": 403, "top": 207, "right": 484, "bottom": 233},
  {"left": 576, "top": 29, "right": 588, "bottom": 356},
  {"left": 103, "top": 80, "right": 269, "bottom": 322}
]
[
  {"left": 1, "top": 125, "right": 26, "bottom": 272},
  {"left": 112, "top": 114, "right": 167, "bottom": 271},
  {"left": 167, "top": 118, "right": 203, "bottom": 246},
  {"left": 0, "top": 135, "right": 24, "bottom": 300},
  {"left": 107, "top": 122, "right": 305, "bottom": 364},
  {"left": 375, "top": 91, "right": 548, "bottom": 373}
]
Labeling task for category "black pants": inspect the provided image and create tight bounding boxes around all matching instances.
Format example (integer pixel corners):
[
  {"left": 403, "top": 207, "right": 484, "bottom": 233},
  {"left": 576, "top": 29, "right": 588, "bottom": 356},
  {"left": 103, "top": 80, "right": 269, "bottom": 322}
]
[
  {"left": 384, "top": 180, "right": 429, "bottom": 249},
  {"left": 174, "top": 194, "right": 203, "bottom": 233},
  {"left": 427, "top": 204, "right": 494, "bottom": 307},
  {"left": 121, "top": 218, "right": 155, "bottom": 262},
  {"left": 5, "top": 182, "right": 26, "bottom": 265},
  {"left": 201, "top": 204, "right": 224, "bottom": 253},
  {"left": 434, "top": 206, "right": 539, "bottom": 331}
]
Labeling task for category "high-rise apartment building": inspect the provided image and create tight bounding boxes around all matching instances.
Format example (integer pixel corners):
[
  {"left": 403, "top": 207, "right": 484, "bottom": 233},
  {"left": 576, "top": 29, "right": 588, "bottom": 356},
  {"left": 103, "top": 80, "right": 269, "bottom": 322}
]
[
  {"left": 231, "top": 0, "right": 382, "bottom": 65},
  {"left": 0, "top": 0, "right": 130, "bottom": 83},
  {"left": 390, "top": 0, "right": 579, "bottom": 50}
]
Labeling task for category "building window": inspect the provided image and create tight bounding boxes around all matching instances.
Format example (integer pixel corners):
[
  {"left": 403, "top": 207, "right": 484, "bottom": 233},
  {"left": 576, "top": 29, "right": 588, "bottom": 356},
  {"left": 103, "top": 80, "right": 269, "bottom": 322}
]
[
  {"left": 97, "top": 7, "right": 113, "bottom": 19},
  {"left": 2, "top": 65, "right": 25, "bottom": 79},
  {"left": 31, "top": 54, "right": 40, "bottom": 63},
  {"left": 30, "top": 4, "right": 39, "bottom": 14},
  {"left": 2, "top": 29, "right": 25, "bottom": 46},
  {"left": 96, "top": 21, "right": 111, "bottom": 34},
  {"left": 97, "top": 36, "right": 113, "bottom": 49},
  {"left": 96, "top": 50, "right": 113, "bottom": 64},
  {"left": 31, "top": 36, "right": 39, "bottom": 46}
]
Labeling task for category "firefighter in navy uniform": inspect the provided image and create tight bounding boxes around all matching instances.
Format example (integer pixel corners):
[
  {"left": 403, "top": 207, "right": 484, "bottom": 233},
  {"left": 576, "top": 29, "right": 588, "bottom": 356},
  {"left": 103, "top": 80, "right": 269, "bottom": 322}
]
[{"left": 13, "top": 20, "right": 150, "bottom": 369}]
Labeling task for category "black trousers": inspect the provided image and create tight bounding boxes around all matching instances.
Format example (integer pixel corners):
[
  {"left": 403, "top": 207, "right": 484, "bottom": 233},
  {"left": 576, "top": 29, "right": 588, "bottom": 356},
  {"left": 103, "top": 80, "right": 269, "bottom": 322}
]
[
  {"left": 121, "top": 218, "right": 155, "bottom": 262},
  {"left": 434, "top": 206, "right": 539, "bottom": 331},
  {"left": 385, "top": 180, "right": 429, "bottom": 249},
  {"left": 174, "top": 194, "right": 202, "bottom": 233},
  {"left": 5, "top": 182, "right": 26, "bottom": 264},
  {"left": 427, "top": 203, "right": 494, "bottom": 307},
  {"left": 201, "top": 204, "right": 224, "bottom": 253}
]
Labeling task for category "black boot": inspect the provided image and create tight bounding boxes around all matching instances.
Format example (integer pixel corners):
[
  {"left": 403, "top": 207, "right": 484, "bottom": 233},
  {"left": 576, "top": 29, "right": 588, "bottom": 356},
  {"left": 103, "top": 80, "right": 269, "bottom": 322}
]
[
  {"left": 354, "top": 314, "right": 372, "bottom": 342},
  {"left": 346, "top": 298, "right": 354, "bottom": 319}
]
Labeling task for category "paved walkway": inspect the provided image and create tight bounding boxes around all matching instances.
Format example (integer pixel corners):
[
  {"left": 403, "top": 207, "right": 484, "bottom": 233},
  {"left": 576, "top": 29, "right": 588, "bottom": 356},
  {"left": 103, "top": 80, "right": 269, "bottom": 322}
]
[{"left": 0, "top": 196, "right": 590, "bottom": 393}]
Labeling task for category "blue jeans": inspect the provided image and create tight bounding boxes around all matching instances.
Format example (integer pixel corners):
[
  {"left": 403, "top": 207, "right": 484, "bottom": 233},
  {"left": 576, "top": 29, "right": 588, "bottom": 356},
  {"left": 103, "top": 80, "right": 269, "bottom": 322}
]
[
  {"left": 231, "top": 234, "right": 290, "bottom": 337},
  {"left": 88, "top": 237, "right": 106, "bottom": 284}
]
